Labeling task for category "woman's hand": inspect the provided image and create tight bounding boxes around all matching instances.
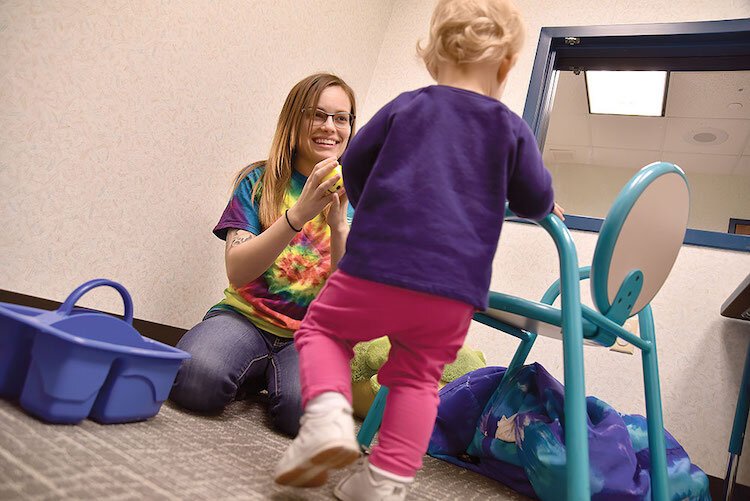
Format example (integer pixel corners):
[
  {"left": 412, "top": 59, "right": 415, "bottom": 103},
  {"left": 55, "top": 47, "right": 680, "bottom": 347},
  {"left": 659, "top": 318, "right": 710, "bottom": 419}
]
[
  {"left": 286, "top": 157, "right": 341, "bottom": 229},
  {"left": 327, "top": 190, "right": 349, "bottom": 234},
  {"left": 327, "top": 190, "right": 349, "bottom": 272}
]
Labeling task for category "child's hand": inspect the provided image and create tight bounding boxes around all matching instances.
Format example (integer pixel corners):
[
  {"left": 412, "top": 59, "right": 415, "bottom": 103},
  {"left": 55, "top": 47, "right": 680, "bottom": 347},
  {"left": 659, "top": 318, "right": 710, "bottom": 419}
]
[{"left": 552, "top": 202, "right": 565, "bottom": 221}]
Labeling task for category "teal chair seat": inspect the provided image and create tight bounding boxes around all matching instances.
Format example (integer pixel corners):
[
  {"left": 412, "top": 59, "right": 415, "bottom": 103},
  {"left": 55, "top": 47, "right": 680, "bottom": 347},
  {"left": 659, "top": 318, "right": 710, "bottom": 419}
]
[{"left": 477, "top": 291, "right": 611, "bottom": 346}]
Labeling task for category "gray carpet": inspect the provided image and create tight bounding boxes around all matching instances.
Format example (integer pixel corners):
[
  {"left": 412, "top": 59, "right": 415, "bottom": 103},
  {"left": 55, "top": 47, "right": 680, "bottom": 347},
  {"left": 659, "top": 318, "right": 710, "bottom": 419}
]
[{"left": 0, "top": 397, "right": 531, "bottom": 500}]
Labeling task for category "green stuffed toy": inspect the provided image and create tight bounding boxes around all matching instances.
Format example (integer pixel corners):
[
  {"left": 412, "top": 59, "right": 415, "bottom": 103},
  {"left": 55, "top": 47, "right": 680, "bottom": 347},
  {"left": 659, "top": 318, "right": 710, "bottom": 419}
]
[{"left": 350, "top": 336, "right": 486, "bottom": 419}]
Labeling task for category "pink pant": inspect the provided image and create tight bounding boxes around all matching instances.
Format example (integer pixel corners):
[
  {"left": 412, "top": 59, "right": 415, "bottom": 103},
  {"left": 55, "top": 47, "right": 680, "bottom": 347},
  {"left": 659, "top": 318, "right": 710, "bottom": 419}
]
[{"left": 295, "top": 270, "right": 473, "bottom": 477}]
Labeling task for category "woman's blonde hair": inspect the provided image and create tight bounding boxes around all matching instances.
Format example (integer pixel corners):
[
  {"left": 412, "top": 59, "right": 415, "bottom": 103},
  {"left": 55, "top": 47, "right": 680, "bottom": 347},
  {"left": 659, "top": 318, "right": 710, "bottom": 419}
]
[
  {"left": 418, "top": 0, "right": 525, "bottom": 79},
  {"left": 232, "top": 73, "right": 356, "bottom": 229}
]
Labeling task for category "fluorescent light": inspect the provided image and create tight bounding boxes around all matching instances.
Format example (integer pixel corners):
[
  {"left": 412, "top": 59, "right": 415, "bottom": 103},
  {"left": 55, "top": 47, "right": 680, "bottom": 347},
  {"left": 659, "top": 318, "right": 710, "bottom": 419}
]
[{"left": 586, "top": 70, "right": 668, "bottom": 116}]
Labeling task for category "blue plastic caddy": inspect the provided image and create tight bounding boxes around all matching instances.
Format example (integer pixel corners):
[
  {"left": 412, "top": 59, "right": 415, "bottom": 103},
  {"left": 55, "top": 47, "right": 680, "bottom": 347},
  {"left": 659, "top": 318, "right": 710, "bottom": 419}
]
[{"left": 0, "top": 279, "right": 190, "bottom": 424}]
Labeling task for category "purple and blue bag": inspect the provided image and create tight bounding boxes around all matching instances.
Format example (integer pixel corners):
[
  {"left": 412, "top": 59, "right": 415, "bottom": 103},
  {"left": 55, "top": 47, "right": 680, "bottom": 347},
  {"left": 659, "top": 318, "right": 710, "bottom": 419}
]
[{"left": 428, "top": 364, "right": 710, "bottom": 500}]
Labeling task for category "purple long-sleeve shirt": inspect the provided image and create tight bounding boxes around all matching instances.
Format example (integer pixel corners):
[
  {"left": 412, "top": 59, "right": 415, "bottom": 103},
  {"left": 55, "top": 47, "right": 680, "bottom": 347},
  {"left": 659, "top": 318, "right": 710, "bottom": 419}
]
[{"left": 339, "top": 85, "right": 554, "bottom": 309}]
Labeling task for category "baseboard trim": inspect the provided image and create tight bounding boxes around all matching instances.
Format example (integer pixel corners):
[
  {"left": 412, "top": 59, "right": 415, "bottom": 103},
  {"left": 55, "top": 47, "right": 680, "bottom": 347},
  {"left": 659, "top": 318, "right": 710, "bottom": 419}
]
[
  {"left": 2, "top": 289, "right": 750, "bottom": 497},
  {"left": 0, "top": 288, "right": 187, "bottom": 347}
]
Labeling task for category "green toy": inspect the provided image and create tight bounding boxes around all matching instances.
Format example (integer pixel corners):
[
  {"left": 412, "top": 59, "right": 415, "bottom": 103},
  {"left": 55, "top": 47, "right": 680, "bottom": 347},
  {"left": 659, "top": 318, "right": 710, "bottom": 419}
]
[{"left": 350, "top": 336, "right": 485, "bottom": 419}]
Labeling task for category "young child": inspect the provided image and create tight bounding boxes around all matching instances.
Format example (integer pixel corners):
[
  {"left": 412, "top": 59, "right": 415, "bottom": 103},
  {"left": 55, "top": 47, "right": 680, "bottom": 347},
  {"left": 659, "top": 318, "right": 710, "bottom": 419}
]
[{"left": 274, "top": 0, "right": 560, "bottom": 499}]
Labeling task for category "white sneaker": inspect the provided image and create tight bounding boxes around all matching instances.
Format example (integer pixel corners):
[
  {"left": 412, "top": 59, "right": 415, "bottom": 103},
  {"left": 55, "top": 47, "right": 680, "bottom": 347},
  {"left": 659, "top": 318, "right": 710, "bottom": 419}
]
[
  {"left": 274, "top": 406, "right": 360, "bottom": 487},
  {"left": 334, "top": 459, "right": 412, "bottom": 501}
]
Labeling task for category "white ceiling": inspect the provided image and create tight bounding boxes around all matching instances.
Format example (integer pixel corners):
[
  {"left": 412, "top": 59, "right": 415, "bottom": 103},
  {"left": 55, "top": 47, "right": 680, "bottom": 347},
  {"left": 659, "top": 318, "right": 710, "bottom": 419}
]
[{"left": 543, "top": 70, "right": 750, "bottom": 177}]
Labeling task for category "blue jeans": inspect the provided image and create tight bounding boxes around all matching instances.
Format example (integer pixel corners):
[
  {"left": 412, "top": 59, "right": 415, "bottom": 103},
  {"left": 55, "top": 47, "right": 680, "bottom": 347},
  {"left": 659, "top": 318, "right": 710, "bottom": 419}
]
[{"left": 170, "top": 309, "right": 302, "bottom": 436}]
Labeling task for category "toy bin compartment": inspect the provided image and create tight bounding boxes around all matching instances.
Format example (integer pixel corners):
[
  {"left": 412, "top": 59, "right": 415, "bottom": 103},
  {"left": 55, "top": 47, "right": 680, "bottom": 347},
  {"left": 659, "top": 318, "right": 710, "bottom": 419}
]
[{"left": 0, "top": 279, "right": 190, "bottom": 424}]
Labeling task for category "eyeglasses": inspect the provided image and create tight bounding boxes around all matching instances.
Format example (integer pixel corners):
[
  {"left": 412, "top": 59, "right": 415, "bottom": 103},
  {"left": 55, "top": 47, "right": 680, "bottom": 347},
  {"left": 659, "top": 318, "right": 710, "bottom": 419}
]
[{"left": 303, "top": 108, "right": 355, "bottom": 129}]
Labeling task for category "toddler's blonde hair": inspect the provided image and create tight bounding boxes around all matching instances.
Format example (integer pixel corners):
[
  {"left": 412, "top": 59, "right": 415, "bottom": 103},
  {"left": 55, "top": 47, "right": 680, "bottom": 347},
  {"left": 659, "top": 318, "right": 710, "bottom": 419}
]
[{"left": 418, "top": 0, "right": 525, "bottom": 79}]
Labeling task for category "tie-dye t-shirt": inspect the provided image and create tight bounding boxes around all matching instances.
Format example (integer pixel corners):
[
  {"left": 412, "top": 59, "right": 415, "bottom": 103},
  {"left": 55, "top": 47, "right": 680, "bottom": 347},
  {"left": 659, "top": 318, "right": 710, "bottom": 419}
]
[{"left": 210, "top": 165, "right": 353, "bottom": 338}]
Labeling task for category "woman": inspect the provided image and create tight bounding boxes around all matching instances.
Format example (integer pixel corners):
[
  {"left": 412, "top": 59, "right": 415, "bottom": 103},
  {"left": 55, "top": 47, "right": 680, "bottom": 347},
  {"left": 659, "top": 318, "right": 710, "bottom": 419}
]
[{"left": 170, "top": 73, "right": 356, "bottom": 436}]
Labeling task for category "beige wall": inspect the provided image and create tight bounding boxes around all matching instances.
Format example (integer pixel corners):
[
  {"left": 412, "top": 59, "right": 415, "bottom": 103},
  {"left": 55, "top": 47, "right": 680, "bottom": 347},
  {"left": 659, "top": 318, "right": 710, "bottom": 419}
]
[
  {"left": 3, "top": 0, "right": 750, "bottom": 486},
  {"left": 365, "top": 0, "right": 750, "bottom": 484},
  {"left": 1, "top": 0, "right": 395, "bottom": 322}
]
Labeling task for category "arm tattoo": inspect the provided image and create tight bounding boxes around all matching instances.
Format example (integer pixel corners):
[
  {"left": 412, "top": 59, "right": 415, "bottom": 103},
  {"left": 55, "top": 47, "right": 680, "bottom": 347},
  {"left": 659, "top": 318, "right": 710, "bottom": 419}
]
[
  {"left": 228, "top": 230, "right": 254, "bottom": 249},
  {"left": 230, "top": 233, "right": 251, "bottom": 247}
]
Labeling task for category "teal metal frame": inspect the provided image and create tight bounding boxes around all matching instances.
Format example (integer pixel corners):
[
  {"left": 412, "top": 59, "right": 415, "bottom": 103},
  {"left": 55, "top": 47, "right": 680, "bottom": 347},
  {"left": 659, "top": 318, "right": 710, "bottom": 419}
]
[{"left": 358, "top": 162, "right": 687, "bottom": 501}]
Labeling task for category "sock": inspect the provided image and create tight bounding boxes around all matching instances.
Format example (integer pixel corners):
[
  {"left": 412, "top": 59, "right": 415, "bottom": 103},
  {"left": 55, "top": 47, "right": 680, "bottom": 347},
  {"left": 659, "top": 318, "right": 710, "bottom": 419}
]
[
  {"left": 306, "top": 391, "right": 350, "bottom": 415},
  {"left": 369, "top": 462, "right": 414, "bottom": 484}
]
